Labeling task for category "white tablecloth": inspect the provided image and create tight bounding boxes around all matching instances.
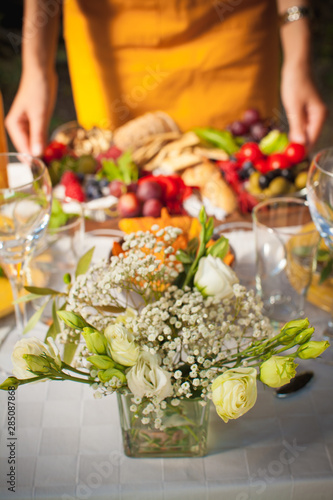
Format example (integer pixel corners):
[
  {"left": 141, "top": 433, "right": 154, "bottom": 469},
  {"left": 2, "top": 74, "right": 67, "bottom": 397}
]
[{"left": 1, "top": 231, "right": 333, "bottom": 500}]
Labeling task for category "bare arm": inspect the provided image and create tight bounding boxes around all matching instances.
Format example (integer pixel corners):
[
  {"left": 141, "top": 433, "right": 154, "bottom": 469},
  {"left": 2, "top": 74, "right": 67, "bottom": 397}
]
[
  {"left": 5, "top": 0, "right": 61, "bottom": 155},
  {"left": 277, "top": 0, "right": 327, "bottom": 148}
]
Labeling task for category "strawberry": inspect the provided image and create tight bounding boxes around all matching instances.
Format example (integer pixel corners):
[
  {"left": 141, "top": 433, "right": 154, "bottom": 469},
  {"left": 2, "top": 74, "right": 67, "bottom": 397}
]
[
  {"left": 43, "top": 141, "right": 68, "bottom": 165},
  {"left": 60, "top": 171, "right": 79, "bottom": 187},
  {"left": 65, "top": 182, "right": 85, "bottom": 202}
]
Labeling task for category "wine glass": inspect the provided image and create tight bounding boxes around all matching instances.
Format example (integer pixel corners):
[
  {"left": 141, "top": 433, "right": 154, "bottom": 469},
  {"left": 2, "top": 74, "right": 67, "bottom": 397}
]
[
  {"left": 0, "top": 153, "right": 52, "bottom": 332},
  {"left": 307, "top": 148, "right": 333, "bottom": 339}
]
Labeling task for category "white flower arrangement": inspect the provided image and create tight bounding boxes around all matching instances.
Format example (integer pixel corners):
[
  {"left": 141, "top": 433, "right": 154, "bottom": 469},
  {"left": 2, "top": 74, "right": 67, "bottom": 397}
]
[{"left": 0, "top": 208, "right": 330, "bottom": 428}]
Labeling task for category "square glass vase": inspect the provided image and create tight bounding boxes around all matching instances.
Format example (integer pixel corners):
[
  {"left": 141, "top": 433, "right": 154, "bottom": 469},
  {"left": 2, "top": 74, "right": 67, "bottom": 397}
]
[{"left": 117, "top": 392, "right": 210, "bottom": 458}]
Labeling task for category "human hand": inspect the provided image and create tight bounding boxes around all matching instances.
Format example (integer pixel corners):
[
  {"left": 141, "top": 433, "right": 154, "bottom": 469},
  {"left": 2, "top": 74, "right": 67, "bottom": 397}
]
[
  {"left": 281, "top": 63, "right": 327, "bottom": 150},
  {"left": 5, "top": 70, "right": 57, "bottom": 156}
]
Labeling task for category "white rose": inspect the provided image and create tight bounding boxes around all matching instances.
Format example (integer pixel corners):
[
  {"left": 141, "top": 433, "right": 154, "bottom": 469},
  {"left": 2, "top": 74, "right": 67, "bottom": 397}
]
[
  {"left": 194, "top": 255, "right": 238, "bottom": 298},
  {"left": 211, "top": 367, "right": 257, "bottom": 423},
  {"left": 105, "top": 323, "right": 139, "bottom": 366},
  {"left": 127, "top": 352, "right": 173, "bottom": 402},
  {"left": 11, "top": 337, "right": 61, "bottom": 379}
]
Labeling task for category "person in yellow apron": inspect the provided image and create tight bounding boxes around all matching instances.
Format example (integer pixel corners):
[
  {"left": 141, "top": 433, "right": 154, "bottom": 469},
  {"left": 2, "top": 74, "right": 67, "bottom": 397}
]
[{"left": 5, "top": 0, "right": 327, "bottom": 155}]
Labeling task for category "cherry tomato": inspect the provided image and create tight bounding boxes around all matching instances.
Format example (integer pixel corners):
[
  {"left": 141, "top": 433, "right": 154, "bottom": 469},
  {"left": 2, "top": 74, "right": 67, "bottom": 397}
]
[
  {"left": 43, "top": 141, "right": 68, "bottom": 165},
  {"left": 237, "top": 142, "right": 264, "bottom": 163},
  {"left": 267, "top": 153, "right": 292, "bottom": 170},
  {"left": 284, "top": 143, "right": 306, "bottom": 164},
  {"left": 254, "top": 158, "right": 270, "bottom": 174}
]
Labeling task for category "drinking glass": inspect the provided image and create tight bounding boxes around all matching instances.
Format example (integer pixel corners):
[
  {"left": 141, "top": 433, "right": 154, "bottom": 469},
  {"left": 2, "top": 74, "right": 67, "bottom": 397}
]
[
  {"left": 0, "top": 153, "right": 52, "bottom": 332},
  {"left": 253, "top": 198, "right": 320, "bottom": 326},
  {"left": 307, "top": 148, "right": 333, "bottom": 339}
]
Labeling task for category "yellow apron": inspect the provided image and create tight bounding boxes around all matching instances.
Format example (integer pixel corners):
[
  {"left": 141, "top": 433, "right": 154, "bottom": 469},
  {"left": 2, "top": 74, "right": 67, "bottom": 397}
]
[{"left": 63, "top": 0, "right": 279, "bottom": 131}]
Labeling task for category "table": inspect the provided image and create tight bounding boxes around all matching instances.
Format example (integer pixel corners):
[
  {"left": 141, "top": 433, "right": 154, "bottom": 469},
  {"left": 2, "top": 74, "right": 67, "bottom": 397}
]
[{"left": 0, "top": 229, "right": 333, "bottom": 500}]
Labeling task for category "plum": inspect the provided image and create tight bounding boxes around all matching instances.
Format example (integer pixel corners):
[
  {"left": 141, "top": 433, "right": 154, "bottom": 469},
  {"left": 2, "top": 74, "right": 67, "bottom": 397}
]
[
  {"left": 242, "top": 108, "right": 261, "bottom": 126},
  {"left": 137, "top": 181, "right": 162, "bottom": 202},
  {"left": 118, "top": 193, "right": 141, "bottom": 217},
  {"left": 109, "top": 180, "right": 127, "bottom": 198},
  {"left": 142, "top": 198, "right": 163, "bottom": 217}
]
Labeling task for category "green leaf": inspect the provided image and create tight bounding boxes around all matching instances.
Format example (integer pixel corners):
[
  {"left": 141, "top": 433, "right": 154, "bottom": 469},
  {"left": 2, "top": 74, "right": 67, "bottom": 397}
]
[
  {"left": 176, "top": 249, "right": 193, "bottom": 264},
  {"left": 94, "top": 305, "right": 126, "bottom": 314},
  {"left": 205, "top": 218, "right": 215, "bottom": 243},
  {"left": 292, "top": 246, "right": 313, "bottom": 258},
  {"left": 208, "top": 236, "right": 229, "bottom": 259},
  {"left": 23, "top": 301, "right": 49, "bottom": 335},
  {"left": 45, "top": 299, "right": 62, "bottom": 342},
  {"left": 24, "top": 286, "right": 61, "bottom": 296},
  {"left": 57, "top": 311, "right": 91, "bottom": 330},
  {"left": 187, "top": 237, "right": 199, "bottom": 255},
  {"left": 117, "top": 151, "right": 139, "bottom": 184},
  {"left": 198, "top": 206, "right": 207, "bottom": 226},
  {"left": 319, "top": 258, "right": 333, "bottom": 284},
  {"left": 63, "top": 331, "right": 81, "bottom": 365},
  {"left": 75, "top": 247, "right": 95, "bottom": 278},
  {"left": 317, "top": 248, "right": 331, "bottom": 262},
  {"left": 259, "top": 130, "right": 289, "bottom": 155},
  {"left": 193, "top": 128, "right": 239, "bottom": 155},
  {"left": 15, "top": 293, "right": 42, "bottom": 304}
]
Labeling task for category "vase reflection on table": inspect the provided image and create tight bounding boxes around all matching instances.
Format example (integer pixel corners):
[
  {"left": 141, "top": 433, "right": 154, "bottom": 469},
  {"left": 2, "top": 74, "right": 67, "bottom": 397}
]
[
  {"left": 307, "top": 148, "right": 333, "bottom": 341},
  {"left": 0, "top": 153, "right": 52, "bottom": 333}
]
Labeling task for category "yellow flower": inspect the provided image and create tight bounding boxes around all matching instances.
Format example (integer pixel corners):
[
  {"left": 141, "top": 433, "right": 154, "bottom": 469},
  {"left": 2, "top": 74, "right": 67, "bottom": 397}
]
[
  {"left": 260, "top": 356, "right": 297, "bottom": 388},
  {"left": 211, "top": 368, "right": 257, "bottom": 423},
  {"left": 297, "top": 340, "right": 330, "bottom": 360}
]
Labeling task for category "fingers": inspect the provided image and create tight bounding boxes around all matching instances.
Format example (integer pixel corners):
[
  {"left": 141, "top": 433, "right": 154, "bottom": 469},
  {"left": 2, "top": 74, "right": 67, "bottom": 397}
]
[
  {"left": 5, "top": 111, "right": 31, "bottom": 155},
  {"left": 305, "top": 101, "right": 328, "bottom": 149},
  {"left": 29, "top": 111, "right": 47, "bottom": 157},
  {"left": 6, "top": 105, "right": 47, "bottom": 157},
  {"left": 285, "top": 105, "right": 307, "bottom": 145}
]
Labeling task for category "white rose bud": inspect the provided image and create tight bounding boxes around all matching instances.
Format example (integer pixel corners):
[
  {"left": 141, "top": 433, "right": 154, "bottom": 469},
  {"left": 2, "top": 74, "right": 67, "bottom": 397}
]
[
  {"left": 126, "top": 352, "right": 173, "bottom": 402},
  {"left": 194, "top": 255, "right": 238, "bottom": 299},
  {"left": 104, "top": 323, "right": 139, "bottom": 367},
  {"left": 11, "top": 337, "right": 61, "bottom": 380}
]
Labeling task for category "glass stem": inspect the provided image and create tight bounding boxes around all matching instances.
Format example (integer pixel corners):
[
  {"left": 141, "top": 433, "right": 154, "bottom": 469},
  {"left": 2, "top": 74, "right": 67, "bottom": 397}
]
[{"left": 2, "top": 262, "right": 27, "bottom": 333}]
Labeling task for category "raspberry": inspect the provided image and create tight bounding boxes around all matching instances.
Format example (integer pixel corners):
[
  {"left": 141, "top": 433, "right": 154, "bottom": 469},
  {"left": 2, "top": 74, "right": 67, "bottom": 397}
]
[
  {"left": 61, "top": 171, "right": 79, "bottom": 187},
  {"left": 65, "top": 182, "right": 85, "bottom": 202}
]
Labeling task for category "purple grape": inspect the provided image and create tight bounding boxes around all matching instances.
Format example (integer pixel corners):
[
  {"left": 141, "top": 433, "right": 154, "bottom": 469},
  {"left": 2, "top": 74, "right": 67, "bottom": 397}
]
[
  {"left": 230, "top": 121, "right": 249, "bottom": 136},
  {"left": 250, "top": 122, "right": 269, "bottom": 141},
  {"left": 242, "top": 108, "right": 261, "bottom": 126}
]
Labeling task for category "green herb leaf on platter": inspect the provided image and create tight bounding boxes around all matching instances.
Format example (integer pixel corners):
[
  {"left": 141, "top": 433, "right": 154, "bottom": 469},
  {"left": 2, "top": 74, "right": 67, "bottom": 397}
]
[
  {"left": 75, "top": 247, "right": 95, "bottom": 278},
  {"left": 193, "top": 128, "right": 239, "bottom": 156}
]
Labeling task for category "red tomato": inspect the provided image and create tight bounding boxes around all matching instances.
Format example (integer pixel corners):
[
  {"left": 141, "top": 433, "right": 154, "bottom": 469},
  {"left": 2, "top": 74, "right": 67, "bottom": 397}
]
[
  {"left": 267, "top": 153, "right": 292, "bottom": 170},
  {"left": 284, "top": 143, "right": 306, "bottom": 164},
  {"left": 237, "top": 142, "right": 264, "bottom": 163},
  {"left": 254, "top": 158, "right": 270, "bottom": 174},
  {"left": 43, "top": 141, "right": 68, "bottom": 165}
]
